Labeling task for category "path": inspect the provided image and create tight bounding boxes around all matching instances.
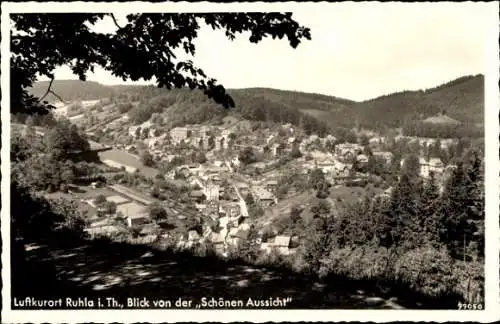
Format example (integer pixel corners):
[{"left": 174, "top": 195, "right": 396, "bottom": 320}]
[{"left": 13, "top": 239, "right": 407, "bottom": 310}]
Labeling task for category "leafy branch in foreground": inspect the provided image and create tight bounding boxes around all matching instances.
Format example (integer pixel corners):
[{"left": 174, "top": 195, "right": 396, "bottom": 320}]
[{"left": 10, "top": 13, "right": 311, "bottom": 114}]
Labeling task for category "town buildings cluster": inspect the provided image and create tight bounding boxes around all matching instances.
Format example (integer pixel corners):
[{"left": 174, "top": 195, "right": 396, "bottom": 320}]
[{"left": 73, "top": 106, "right": 460, "bottom": 257}]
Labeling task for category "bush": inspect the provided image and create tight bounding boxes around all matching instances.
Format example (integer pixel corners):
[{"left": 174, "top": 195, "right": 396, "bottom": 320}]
[
  {"left": 453, "top": 260, "right": 484, "bottom": 303},
  {"left": 93, "top": 194, "right": 107, "bottom": 206},
  {"left": 395, "top": 245, "right": 458, "bottom": 298},
  {"left": 319, "top": 246, "right": 391, "bottom": 279}
]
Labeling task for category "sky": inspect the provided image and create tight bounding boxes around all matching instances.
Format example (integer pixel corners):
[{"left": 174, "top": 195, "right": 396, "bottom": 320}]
[{"left": 39, "top": 2, "right": 493, "bottom": 101}]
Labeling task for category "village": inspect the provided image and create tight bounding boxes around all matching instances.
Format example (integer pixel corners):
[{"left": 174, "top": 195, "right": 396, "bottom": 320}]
[{"left": 49, "top": 102, "right": 461, "bottom": 258}]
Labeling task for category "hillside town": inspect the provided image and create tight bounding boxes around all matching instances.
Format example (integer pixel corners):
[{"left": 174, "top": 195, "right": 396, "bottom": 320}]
[{"left": 16, "top": 99, "right": 463, "bottom": 258}]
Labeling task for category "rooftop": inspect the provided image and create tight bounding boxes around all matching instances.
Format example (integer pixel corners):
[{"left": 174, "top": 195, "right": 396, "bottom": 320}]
[
  {"left": 274, "top": 235, "right": 291, "bottom": 247},
  {"left": 252, "top": 186, "right": 275, "bottom": 200},
  {"left": 116, "top": 202, "right": 148, "bottom": 218}
]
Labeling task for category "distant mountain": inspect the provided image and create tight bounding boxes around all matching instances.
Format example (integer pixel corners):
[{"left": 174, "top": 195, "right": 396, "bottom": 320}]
[
  {"left": 29, "top": 74, "right": 484, "bottom": 132},
  {"left": 28, "top": 80, "right": 116, "bottom": 103},
  {"left": 352, "top": 74, "right": 484, "bottom": 130}
]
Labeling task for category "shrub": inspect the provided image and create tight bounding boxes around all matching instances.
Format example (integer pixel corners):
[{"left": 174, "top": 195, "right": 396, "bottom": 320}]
[{"left": 395, "top": 245, "right": 458, "bottom": 298}]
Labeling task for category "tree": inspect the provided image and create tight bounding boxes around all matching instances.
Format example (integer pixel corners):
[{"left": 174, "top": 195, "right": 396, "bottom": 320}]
[
  {"left": 238, "top": 224, "right": 260, "bottom": 263},
  {"left": 93, "top": 194, "right": 107, "bottom": 206},
  {"left": 309, "top": 168, "right": 326, "bottom": 191},
  {"left": 43, "top": 118, "right": 90, "bottom": 160},
  {"left": 420, "top": 171, "right": 441, "bottom": 245},
  {"left": 439, "top": 163, "right": 470, "bottom": 259},
  {"left": 367, "top": 155, "right": 386, "bottom": 177},
  {"left": 228, "top": 133, "right": 237, "bottom": 142},
  {"left": 60, "top": 167, "right": 75, "bottom": 184},
  {"left": 117, "top": 102, "right": 134, "bottom": 113},
  {"left": 244, "top": 193, "right": 255, "bottom": 206},
  {"left": 148, "top": 202, "right": 168, "bottom": 221},
  {"left": 11, "top": 13, "right": 310, "bottom": 115},
  {"left": 103, "top": 201, "right": 117, "bottom": 215},
  {"left": 290, "top": 144, "right": 302, "bottom": 158},
  {"left": 310, "top": 198, "right": 331, "bottom": 219},
  {"left": 389, "top": 172, "right": 424, "bottom": 249},
  {"left": 150, "top": 185, "right": 161, "bottom": 199},
  {"left": 140, "top": 151, "right": 154, "bottom": 167},
  {"left": 207, "top": 136, "right": 215, "bottom": 150},
  {"left": 401, "top": 154, "right": 421, "bottom": 179},
  {"left": 290, "top": 204, "right": 303, "bottom": 224},
  {"left": 359, "top": 134, "right": 370, "bottom": 147},
  {"left": 195, "top": 152, "right": 207, "bottom": 164},
  {"left": 238, "top": 147, "right": 257, "bottom": 165}
]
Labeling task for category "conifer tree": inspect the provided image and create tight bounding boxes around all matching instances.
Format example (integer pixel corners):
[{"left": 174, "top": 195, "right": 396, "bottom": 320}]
[
  {"left": 420, "top": 171, "right": 441, "bottom": 245},
  {"left": 439, "top": 162, "right": 474, "bottom": 260}
]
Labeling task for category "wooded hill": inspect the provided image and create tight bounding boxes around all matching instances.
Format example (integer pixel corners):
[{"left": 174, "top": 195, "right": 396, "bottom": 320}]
[{"left": 29, "top": 74, "right": 484, "bottom": 134}]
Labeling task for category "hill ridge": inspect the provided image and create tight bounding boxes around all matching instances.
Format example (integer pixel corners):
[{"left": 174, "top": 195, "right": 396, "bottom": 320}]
[{"left": 29, "top": 74, "right": 484, "bottom": 131}]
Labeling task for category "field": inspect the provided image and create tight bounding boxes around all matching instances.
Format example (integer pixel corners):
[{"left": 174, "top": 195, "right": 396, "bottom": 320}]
[
  {"left": 256, "top": 184, "right": 383, "bottom": 228},
  {"left": 97, "top": 149, "right": 159, "bottom": 178},
  {"left": 44, "top": 185, "right": 118, "bottom": 218},
  {"left": 328, "top": 185, "right": 381, "bottom": 205}
]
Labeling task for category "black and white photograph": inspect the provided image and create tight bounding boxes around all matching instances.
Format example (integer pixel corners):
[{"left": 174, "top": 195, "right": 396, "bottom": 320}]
[{"left": 1, "top": 1, "right": 499, "bottom": 322}]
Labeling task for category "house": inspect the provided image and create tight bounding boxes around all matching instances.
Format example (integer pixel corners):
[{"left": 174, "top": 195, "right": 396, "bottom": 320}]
[
  {"left": 218, "top": 216, "right": 230, "bottom": 229},
  {"left": 356, "top": 154, "right": 369, "bottom": 164},
  {"left": 209, "top": 174, "right": 223, "bottom": 185},
  {"left": 252, "top": 186, "right": 277, "bottom": 207},
  {"left": 325, "top": 134, "right": 336, "bottom": 143},
  {"left": 189, "top": 190, "right": 206, "bottom": 203},
  {"left": 116, "top": 201, "right": 148, "bottom": 218},
  {"left": 372, "top": 151, "right": 394, "bottom": 164},
  {"left": 90, "top": 181, "right": 104, "bottom": 189},
  {"left": 440, "top": 138, "right": 457, "bottom": 150},
  {"left": 274, "top": 235, "right": 292, "bottom": 255},
  {"left": 231, "top": 156, "right": 241, "bottom": 168},
  {"left": 235, "top": 182, "right": 250, "bottom": 196},
  {"left": 213, "top": 160, "right": 224, "bottom": 167},
  {"left": 84, "top": 225, "right": 123, "bottom": 238},
  {"left": 127, "top": 213, "right": 149, "bottom": 227},
  {"left": 335, "top": 143, "right": 363, "bottom": 162},
  {"left": 209, "top": 232, "right": 226, "bottom": 254},
  {"left": 308, "top": 134, "right": 320, "bottom": 143},
  {"left": 176, "top": 166, "right": 191, "bottom": 178},
  {"left": 271, "top": 143, "right": 283, "bottom": 157},
  {"left": 265, "top": 180, "right": 279, "bottom": 192},
  {"left": 204, "top": 184, "right": 220, "bottom": 202},
  {"left": 128, "top": 126, "right": 140, "bottom": 138},
  {"left": 260, "top": 242, "right": 274, "bottom": 255},
  {"left": 401, "top": 157, "right": 445, "bottom": 179},
  {"left": 188, "top": 230, "right": 201, "bottom": 242},
  {"left": 170, "top": 127, "right": 188, "bottom": 144},
  {"left": 221, "top": 201, "right": 241, "bottom": 218},
  {"left": 227, "top": 226, "right": 250, "bottom": 246},
  {"left": 428, "top": 157, "right": 445, "bottom": 173}
]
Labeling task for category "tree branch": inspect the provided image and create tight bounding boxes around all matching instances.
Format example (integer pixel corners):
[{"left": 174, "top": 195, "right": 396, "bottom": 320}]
[
  {"left": 110, "top": 14, "right": 122, "bottom": 29},
  {"left": 37, "top": 77, "right": 54, "bottom": 103},
  {"left": 48, "top": 90, "right": 66, "bottom": 104}
]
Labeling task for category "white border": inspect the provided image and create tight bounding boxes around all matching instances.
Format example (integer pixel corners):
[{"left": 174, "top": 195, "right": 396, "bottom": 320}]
[{"left": 1, "top": 2, "right": 499, "bottom": 323}]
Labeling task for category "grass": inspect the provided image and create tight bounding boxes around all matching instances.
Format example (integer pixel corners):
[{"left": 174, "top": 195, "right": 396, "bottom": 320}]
[
  {"left": 258, "top": 185, "right": 381, "bottom": 227},
  {"left": 301, "top": 109, "right": 333, "bottom": 119},
  {"left": 97, "top": 149, "right": 159, "bottom": 178}
]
